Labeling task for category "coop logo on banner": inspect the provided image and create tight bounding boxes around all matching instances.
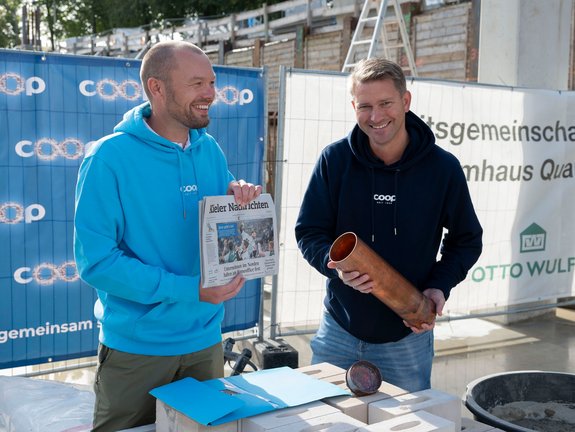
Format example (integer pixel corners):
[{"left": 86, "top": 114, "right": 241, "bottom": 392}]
[
  {"left": 0, "top": 72, "right": 46, "bottom": 96},
  {"left": 470, "top": 223, "right": 575, "bottom": 283},
  {"left": 215, "top": 86, "right": 254, "bottom": 106},
  {"left": 0, "top": 202, "right": 45, "bottom": 224},
  {"left": 15, "top": 138, "right": 93, "bottom": 161},
  {"left": 79, "top": 78, "right": 143, "bottom": 101},
  {"left": 79, "top": 78, "right": 255, "bottom": 105},
  {"left": 14, "top": 261, "right": 79, "bottom": 285}
]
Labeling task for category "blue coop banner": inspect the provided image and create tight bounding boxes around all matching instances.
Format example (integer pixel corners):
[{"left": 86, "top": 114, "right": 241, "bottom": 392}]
[{"left": 0, "top": 50, "right": 266, "bottom": 369}]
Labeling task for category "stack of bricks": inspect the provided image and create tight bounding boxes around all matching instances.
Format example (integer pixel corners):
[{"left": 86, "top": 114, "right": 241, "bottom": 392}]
[{"left": 155, "top": 362, "right": 506, "bottom": 432}]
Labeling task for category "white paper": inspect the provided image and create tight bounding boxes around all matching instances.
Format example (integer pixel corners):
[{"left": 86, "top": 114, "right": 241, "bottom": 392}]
[{"left": 199, "top": 193, "right": 278, "bottom": 287}]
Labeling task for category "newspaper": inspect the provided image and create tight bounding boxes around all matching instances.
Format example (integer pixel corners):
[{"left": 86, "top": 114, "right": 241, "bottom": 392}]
[{"left": 199, "top": 193, "right": 278, "bottom": 288}]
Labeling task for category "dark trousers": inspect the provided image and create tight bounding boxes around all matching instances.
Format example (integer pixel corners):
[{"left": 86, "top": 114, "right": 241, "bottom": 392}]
[{"left": 92, "top": 342, "right": 224, "bottom": 432}]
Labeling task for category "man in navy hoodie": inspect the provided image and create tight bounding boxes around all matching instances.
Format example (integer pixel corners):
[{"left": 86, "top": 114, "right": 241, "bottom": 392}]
[
  {"left": 295, "top": 58, "right": 482, "bottom": 392},
  {"left": 74, "top": 41, "right": 261, "bottom": 431}
]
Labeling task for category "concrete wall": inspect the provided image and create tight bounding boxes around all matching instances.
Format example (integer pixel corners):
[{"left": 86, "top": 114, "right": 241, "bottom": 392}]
[{"left": 478, "top": 0, "right": 573, "bottom": 90}]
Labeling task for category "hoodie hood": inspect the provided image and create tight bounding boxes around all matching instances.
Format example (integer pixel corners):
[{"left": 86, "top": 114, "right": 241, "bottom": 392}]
[
  {"left": 346, "top": 110, "right": 437, "bottom": 239},
  {"left": 348, "top": 110, "right": 435, "bottom": 170},
  {"left": 112, "top": 102, "right": 210, "bottom": 218},
  {"left": 113, "top": 102, "right": 207, "bottom": 153}
]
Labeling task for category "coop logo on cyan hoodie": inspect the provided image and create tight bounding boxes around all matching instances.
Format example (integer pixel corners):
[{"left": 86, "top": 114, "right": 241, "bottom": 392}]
[
  {"left": 0, "top": 202, "right": 45, "bottom": 224},
  {"left": 15, "top": 138, "right": 93, "bottom": 161},
  {"left": 0, "top": 72, "right": 46, "bottom": 96},
  {"left": 180, "top": 184, "right": 198, "bottom": 194},
  {"left": 14, "top": 261, "right": 79, "bottom": 285}
]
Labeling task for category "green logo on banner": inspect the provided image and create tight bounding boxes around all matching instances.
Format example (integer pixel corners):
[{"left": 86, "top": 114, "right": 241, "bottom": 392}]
[{"left": 520, "top": 223, "right": 546, "bottom": 253}]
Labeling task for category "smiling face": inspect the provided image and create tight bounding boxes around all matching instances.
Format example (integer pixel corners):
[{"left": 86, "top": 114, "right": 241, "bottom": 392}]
[
  {"left": 163, "top": 49, "right": 216, "bottom": 130},
  {"left": 352, "top": 78, "right": 411, "bottom": 155}
]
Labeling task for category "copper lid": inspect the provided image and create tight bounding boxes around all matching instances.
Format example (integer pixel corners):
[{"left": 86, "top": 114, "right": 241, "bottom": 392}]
[{"left": 345, "top": 360, "right": 382, "bottom": 396}]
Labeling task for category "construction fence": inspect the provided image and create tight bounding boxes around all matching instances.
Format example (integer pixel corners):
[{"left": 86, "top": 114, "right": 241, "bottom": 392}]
[{"left": 2, "top": 53, "right": 575, "bottom": 376}]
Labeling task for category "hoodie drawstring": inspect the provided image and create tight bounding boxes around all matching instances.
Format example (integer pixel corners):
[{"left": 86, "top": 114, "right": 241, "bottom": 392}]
[
  {"left": 190, "top": 149, "right": 199, "bottom": 207},
  {"left": 176, "top": 151, "right": 186, "bottom": 219},
  {"left": 371, "top": 167, "right": 400, "bottom": 240},
  {"left": 370, "top": 167, "right": 375, "bottom": 243},
  {"left": 393, "top": 169, "right": 400, "bottom": 236}
]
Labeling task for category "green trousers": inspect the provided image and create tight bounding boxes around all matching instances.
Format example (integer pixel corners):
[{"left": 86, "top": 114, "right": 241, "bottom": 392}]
[{"left": 92, "top": 342, "right": 224, "bottom": 432}]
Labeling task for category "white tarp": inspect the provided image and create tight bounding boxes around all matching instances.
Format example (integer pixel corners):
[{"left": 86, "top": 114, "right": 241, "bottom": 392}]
[{"left": 276, "top": 69, "right": 575, "bottom": 330}]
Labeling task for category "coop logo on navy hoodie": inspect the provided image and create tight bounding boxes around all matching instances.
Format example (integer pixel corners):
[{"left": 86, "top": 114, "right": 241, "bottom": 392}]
[{"left": 373, "top": 194, "right": 396, "bottom": 203}]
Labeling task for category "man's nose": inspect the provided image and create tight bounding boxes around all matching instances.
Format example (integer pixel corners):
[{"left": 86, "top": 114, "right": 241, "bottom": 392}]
[
  {"left": 370, "top": 106, "right": 384, "bottom": 121},
  {"left": 203, "top": 85, "right": 216, "bottom": 100}
]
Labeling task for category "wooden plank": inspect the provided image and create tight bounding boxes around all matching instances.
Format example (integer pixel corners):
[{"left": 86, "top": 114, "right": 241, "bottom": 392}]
[
  {"left": 414, "top": 4, "right": 470, "bottom": 23},
  {"left": 418, "top": 59, "right": 466, "bottom": 74},
  {"left": 416, "top": 17, "right": 468, "bottom": 33},
  {"left": 416, "top": 42, "right": 466, "bottom": 57},
  {"left": 416, "top": 24, "right": 467, "bottom": 41},
  {"left": 225, "top": 48, "right": 254, "bottom": 67},
  {"left": 466, "top": 0, "right": 480, "bottom": 82},
  {"left": 416, "top": 33, "right": 466, "bottom": 48},
  {"left": 417, "top": 51, "right": 466, "bottom": 64}
]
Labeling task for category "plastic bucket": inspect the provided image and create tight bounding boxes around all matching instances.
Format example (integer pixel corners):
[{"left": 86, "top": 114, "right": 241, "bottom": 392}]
[{"left": 464, "top": 370, "right": 575, "bottom": 432}]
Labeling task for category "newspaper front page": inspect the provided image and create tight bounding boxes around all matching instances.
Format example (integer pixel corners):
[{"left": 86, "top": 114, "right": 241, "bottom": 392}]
[{"left": 199, "top": 193, "right": 278, "bottom": 288}]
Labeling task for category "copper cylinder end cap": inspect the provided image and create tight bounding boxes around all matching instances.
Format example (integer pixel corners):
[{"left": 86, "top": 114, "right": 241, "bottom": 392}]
[{"left": 345, "top": 360, "right": 382, "bottom": 396}]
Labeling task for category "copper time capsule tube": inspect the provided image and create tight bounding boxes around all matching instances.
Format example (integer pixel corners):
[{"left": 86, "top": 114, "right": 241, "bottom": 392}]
[{"left": 329, "top": 232, "right": 436, "bottom": 329}]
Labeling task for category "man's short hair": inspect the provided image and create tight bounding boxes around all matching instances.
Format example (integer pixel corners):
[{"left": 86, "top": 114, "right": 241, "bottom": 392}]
[
  {"left": 348, "top": 58, "right": 407, "bottom": 99},
  {"left": 140, "top": 41, "right": 205, "bottom": 100}
]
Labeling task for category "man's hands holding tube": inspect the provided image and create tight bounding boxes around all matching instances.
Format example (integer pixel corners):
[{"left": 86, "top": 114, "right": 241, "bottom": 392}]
[
  {"left": 327, "top": 260, "right": 374, "bottom": 293},
  {"left": 405, "top": 288, "right": 444, "bottom": 333},
  {"left": 328, "top": 260, "right": 443, "bottom": 333}
]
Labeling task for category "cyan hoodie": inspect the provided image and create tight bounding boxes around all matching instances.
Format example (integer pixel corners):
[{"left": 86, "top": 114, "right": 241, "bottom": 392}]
[{"left": 74, "top": 102, "right": 234, "bottom": 355}]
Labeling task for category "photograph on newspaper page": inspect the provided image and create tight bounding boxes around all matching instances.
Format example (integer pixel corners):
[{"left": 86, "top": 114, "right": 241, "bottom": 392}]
[{"left": 199, "top": 193, "right": 278, "bottom": 288}]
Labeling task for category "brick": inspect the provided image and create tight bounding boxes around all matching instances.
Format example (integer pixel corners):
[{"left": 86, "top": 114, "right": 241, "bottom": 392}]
[
  {"left": 323, "top": 380, "right": 408, "bottom": 423},
  {"left": 241, "top": 401, "right": 339, "bottom": 432},
  {"left": 368, "top": 388, "right": 461, "bottom": 430},
  {"left": 357, "top": 410, "right": 455, "bottom": 432},
  {"left": 155, "top": 399, "right": 238, "bottom": 432}
]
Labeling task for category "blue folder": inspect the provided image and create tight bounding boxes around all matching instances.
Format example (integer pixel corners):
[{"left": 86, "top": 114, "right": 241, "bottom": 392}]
[{"left": 150, "top": 366, "right": 350, "bottom": 425}]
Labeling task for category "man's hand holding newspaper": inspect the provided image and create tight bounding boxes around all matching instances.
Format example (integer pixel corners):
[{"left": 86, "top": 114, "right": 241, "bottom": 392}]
[{"left": 199, "top": 193, "right": 278, "bottom": 288}]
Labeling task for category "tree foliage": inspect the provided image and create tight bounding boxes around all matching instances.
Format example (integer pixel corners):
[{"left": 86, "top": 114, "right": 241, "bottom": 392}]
[
  {"left": 0, "top": 0, "right": 284, "bottom": 49},
  {"left": 0, "top": 0, "right": 22, "bottom": 48}
]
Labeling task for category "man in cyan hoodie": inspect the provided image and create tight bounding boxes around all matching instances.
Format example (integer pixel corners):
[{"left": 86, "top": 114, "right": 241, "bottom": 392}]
[
  {"left": 74, "top": 41, "right": 261, "bottom": 431},
  {"left": 295, "top": 58, "right": 482, "bottom": 392}
]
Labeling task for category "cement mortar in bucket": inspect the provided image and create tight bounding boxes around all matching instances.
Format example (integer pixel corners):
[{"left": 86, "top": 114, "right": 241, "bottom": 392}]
[{"left": 464, "top": 370, "right": 575, "bottom": 432}]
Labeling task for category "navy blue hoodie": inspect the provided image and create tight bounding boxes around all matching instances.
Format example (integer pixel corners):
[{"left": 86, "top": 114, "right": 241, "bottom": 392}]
[{"left": 295, "top": 111, "right": 483, "bottom": 344}]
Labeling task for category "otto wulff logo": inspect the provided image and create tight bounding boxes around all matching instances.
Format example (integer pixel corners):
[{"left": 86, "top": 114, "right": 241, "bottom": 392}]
[{"left": 520, "top": 223, "right": 546, "bottom": 253}]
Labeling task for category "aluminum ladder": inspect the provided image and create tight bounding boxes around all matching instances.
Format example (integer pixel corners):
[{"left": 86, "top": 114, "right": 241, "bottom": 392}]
[{"left": 342, "top": 0, "right": 417, "bottom": 76}]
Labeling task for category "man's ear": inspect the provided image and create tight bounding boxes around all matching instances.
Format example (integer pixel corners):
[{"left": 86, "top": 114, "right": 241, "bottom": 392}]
[
  {"left": 403, "top": 90, "right": 412, "bottom": 112},
  {"left": 146, "top": 77, "right": 164, "bottom": 100}
]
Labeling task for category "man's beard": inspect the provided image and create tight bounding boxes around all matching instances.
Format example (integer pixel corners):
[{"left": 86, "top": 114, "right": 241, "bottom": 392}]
[{"left": 165, "top": 86, "right": 211, "bottom": 129}]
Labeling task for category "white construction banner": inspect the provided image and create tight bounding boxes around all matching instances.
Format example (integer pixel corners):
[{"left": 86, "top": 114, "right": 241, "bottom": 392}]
[{"left": 277, "top": 68, "right": 575, "bottom": 330}]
